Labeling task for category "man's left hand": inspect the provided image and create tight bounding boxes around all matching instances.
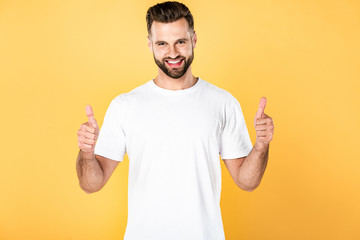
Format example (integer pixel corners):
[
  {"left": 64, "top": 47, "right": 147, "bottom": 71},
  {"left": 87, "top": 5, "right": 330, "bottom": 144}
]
[{"left": 253, "top": 97, "right": 274, "bottom": 151}]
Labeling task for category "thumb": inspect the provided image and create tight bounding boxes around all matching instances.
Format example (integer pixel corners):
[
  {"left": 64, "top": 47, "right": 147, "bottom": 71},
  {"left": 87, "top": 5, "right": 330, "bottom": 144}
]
[
  {"left": 85, "top": 105, "right": 97, "bottom": 128},
  {"left": 255, "top": 97, "right": 267, "bottom": 119}
]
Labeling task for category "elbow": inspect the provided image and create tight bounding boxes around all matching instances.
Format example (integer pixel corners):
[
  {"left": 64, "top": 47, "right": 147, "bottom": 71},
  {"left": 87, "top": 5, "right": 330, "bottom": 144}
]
[
  {"left": 243, "top": 185, "right": 257, "bottom": 192},
  {"left": 83, "top": 188, "right": 98, "bottom": 194},
  {"left": 237, "top": 180, "right": 260, "bottom": 192},
  {"left": 79, "top": 182, "right": 102, "bottom": 194},
  {"left": 237, "top": 173, "right": 262, "bottom": 192}
]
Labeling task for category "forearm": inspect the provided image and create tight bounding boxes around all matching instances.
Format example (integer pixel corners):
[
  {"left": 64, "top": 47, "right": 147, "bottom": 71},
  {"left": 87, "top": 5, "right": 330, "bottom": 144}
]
[
  {"left": 76, "top": 150, "right": 104, "bottom": 193},
  {"left": 237, "top": 144, "right": 269, "bottom": 191}
]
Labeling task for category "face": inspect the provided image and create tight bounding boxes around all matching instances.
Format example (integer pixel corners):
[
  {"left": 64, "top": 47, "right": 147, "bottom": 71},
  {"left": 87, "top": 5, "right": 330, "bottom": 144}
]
[{"left": 148, "top": 18, "right": 197, "bottom": 79}]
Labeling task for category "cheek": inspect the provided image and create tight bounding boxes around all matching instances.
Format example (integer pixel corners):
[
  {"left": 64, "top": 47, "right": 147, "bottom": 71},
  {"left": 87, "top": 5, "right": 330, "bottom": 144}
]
[
  {"left": 154, "top": 48, "right": 168, "bottom": 58},
  {"left": 179, "top": 46, "right": 192, "bottom": 56},
  {"left": 152, "top": 50, "right": 162, "bottom": 60},
  {"left": 187, "top": 48, "right": 193, "bottom": 55}
]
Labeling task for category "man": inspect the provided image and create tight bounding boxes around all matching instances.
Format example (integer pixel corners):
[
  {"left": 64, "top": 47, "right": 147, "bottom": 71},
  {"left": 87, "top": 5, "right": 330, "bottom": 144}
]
[{"left": 76, "top": 1, "right": 274, "bottom": 239}]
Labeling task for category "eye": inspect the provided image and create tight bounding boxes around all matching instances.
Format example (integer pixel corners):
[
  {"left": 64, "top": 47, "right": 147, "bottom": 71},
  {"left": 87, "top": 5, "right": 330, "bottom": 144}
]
[
  {"left": 178, "top": 40, "right": 185, "bottom": 44},
  {"left": 157, "top": 42, "right": 166, "bottom": 46}
]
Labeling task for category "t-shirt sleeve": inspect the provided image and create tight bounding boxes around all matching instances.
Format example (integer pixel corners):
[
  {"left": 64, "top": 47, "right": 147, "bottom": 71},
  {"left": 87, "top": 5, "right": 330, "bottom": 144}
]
[
  {"left": 94, "top": 97, "right": 126, "bottom": 162},
  {"left": 219, "top": 95, "right": 253, "bottom": 159}
]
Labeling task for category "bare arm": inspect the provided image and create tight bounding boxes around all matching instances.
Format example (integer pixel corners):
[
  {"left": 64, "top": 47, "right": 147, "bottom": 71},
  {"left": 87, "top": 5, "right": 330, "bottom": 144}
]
[
  {"left": 223, "top": 97, "right": 273, "bottom": 192},
  {"left": 76, "top": 151, "right": 103, "bottom": 193},
  {"left": 76, "top": 105, "right": 120, "bottom": 193},
  {"left": 238, "top": 145, "right": 268, "bottom": 191},
  {"left": 223, "top": 144, "right": 269, "bottom": 192},
  {"left": 76, "top": 151, "right": 120, "bottom": 193}
]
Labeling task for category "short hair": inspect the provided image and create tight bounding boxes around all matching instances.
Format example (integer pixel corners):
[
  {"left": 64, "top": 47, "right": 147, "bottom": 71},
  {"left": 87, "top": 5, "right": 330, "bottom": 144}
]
[{"left": 146, "top": 1, "right": 194, "bottom": 37}]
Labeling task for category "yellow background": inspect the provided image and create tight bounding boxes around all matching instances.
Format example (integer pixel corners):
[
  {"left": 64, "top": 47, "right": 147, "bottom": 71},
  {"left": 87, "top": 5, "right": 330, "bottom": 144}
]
[{"left": 1, "top": 0, "right": 359, "bottom": 239}]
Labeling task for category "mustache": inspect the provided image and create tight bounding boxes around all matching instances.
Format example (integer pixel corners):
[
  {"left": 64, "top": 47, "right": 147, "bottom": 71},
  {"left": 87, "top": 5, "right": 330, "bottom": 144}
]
[{"left": 163, "top": 57, "right": 185, "bottom": 61}]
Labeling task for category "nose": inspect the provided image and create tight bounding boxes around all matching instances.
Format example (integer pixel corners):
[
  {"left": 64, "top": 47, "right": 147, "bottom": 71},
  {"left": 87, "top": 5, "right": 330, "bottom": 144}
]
[{"left": 168, "top": 45, "right": 179, "bottom": 59}]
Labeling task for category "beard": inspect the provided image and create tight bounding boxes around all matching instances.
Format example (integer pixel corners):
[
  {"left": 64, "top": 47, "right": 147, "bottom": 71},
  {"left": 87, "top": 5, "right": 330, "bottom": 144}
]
[{"left": 153, "top": 49, "right": 194, "bottom": 79}]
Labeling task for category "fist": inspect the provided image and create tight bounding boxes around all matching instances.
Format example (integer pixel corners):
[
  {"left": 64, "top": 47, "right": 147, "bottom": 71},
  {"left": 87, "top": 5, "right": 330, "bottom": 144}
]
[
  {"left": 77, "top": 105, "right": 99, "bottom": 153},
  {"left": 254, "top": 97, "right": 274, "bottom": 151}
]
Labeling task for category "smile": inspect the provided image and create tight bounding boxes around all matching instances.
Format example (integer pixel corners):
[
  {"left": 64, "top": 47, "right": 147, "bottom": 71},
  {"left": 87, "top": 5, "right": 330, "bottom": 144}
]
[{"left": 165, "top": 59, "right": 184, "bottom": 67}]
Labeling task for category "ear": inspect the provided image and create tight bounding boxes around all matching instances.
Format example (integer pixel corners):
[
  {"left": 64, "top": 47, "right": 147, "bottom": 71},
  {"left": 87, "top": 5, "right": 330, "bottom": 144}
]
[
  {"left": 192, "top": 31, "right": 197, "bottom": 48},
  {"left": 147, "top": 36, "right": 153, "bottom": 52}
]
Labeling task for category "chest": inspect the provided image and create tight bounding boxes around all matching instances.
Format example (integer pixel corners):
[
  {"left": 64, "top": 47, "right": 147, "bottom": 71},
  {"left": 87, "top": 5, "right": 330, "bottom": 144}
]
[{"left": 124, "top": 96, "right": 222, "bottom": 145}]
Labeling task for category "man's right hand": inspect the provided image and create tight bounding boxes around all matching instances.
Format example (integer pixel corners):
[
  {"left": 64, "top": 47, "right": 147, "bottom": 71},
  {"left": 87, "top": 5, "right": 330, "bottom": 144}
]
[{"left": 77, "top": 105, "right": 99, "bottom": 153}]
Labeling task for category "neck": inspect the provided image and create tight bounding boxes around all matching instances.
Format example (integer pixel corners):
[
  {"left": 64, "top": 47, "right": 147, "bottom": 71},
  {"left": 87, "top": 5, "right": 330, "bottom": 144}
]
[{"left": 154, "top": 67, "right": 198, "bottom": 90}]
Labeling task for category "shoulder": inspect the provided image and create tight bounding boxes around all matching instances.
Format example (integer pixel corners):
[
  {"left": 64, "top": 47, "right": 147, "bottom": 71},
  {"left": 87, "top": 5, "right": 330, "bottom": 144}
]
[
  {"left": 200, "top": 79, "right": 245, "bottom": 119},
  {"left": 111, "top": 80, "right": 151, "bottom": 105},
  {"left": 200, "top": 78, "right": 237, "bottom": 103},
  {"left": 104, "top": 81, "right": 151, "bottom": 120}
]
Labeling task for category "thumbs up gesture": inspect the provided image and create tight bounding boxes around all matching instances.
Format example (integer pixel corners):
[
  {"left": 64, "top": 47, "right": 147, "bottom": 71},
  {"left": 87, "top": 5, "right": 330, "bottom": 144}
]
[
  {"left": 77, "top": 105, "right": 99, "bottom": 153},
  {"left": 254, "top": 97, "right": 274, "bottom": 151}
]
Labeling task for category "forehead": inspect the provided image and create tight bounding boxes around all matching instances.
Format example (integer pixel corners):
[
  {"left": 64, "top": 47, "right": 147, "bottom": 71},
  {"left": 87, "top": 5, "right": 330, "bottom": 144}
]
[{"left": 150, "top": 18, "right": 191, "bottom": 41}]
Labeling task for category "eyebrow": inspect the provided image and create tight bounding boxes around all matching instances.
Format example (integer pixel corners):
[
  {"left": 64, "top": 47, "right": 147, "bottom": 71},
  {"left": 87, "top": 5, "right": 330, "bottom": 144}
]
[{"left": 155, "top": 38, "right": 188, "bottom": 44}]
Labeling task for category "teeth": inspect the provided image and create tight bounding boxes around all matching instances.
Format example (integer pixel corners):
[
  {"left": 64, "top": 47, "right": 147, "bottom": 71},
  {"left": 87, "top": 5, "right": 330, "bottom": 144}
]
[{"left": 168, "top": 60, "right": 181, "bottom": 64}]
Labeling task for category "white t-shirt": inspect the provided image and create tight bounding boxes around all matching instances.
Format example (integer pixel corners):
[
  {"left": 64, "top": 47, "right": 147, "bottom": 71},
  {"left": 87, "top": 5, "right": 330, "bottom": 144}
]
[{"left": 94, "top": 78, "right": 253, "bottom": 240}]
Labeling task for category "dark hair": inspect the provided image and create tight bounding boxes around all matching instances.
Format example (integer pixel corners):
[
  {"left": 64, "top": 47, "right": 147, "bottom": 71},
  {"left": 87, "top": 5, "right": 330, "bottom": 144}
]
[{"left": 146, "top": 1, "right": 194, "bottom": 36}]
